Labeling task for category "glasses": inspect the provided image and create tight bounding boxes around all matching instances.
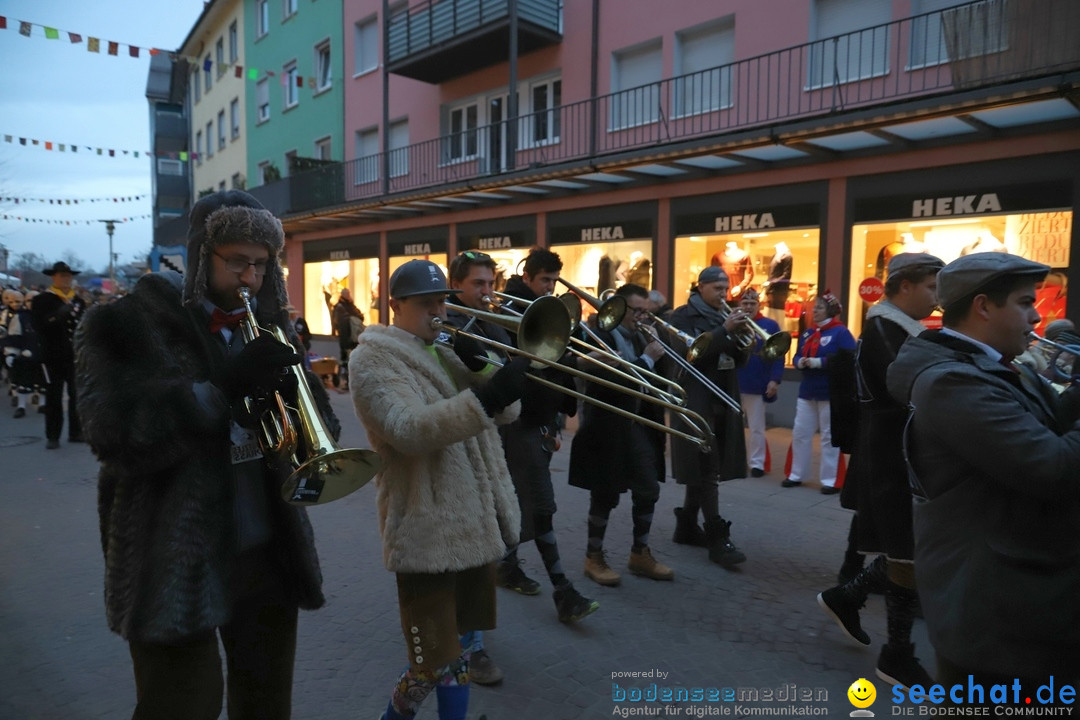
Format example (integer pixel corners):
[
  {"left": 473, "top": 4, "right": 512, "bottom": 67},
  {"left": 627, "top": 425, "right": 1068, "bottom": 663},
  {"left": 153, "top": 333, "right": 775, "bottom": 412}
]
[
  {"left": 214, "top": 250, "right": 269, "bottom": 276},
  {"left": 461, "top": 251, "right": 491, "bottom": 261}
]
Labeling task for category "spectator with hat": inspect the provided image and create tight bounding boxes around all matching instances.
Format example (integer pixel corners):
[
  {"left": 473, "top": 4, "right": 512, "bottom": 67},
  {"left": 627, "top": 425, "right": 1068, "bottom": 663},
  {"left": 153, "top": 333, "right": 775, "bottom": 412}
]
[
  {"left": 32, "top": 261, "right": 89, "bottom": 449},
  {"left": 735, "top": 288, "right": 784, "bottom": 478},
  {"left": 782, "top": 290, "right": 856, "bottom": 493},
  {"left": 348, "top": 258, "right": 529, "bottom": 720},
  {"left": 887, "top": 251, "right": 1080, "bottom": 693},
  {"left": 816, "top": 252, "right": 943, "bottom": 689}
]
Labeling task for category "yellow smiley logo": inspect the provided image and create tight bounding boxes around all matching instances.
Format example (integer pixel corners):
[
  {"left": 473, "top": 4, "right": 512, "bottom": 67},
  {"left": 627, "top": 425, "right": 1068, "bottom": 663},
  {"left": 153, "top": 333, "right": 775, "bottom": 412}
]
[{"left": 848, "top": 678, "right": 876, "bottom": 708}]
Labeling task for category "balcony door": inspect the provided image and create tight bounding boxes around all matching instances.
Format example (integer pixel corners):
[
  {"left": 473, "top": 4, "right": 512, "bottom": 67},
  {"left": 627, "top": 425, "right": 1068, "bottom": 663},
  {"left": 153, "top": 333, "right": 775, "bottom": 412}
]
[{"left": 485, "top": 91, "right": 518, "bottom": 174}]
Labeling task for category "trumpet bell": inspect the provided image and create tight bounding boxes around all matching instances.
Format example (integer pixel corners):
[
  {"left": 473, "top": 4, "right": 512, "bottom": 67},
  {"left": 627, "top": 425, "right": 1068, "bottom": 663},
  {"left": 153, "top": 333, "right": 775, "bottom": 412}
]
[
  {"left": 759, "top": 332, "right": 792, "bottom": 362},
  {"left": 282, "top": 448, "right": 382, "bottom": 505}
]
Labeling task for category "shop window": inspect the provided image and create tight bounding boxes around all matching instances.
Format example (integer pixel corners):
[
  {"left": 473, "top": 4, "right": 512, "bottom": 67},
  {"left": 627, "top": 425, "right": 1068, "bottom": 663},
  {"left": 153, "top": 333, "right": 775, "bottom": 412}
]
[
  {"left": 675, "top": 229, "right": 821, "bottom": 366},
  {"left": 554, "top": 240, "right": 653, "bottom": 323},
  {"left": 305, "top": 259, "right": 381, "bottom": 335},
  {"left": 847, "top": 210, "right": 1071, "bottom": 338}
]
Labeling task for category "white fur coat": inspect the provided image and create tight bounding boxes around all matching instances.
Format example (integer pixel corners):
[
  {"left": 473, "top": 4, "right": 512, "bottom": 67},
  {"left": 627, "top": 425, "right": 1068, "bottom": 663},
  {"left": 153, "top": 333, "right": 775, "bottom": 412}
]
[{"left": 349, "top": 324, "right": 521, "bottom": 573}]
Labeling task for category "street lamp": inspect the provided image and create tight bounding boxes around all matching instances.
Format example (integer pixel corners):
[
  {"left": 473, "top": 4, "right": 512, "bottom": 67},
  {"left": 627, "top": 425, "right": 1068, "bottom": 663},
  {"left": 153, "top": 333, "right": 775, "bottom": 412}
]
[{"left": 99, "top": 220, "right": 119, "bottom": 292}]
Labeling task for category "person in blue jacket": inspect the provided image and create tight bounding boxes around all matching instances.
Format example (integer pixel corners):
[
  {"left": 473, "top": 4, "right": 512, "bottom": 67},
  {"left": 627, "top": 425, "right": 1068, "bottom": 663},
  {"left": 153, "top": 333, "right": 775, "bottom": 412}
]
[
  {"left": 782, "top": 290, "right": 855, "bottom": 493},
  {"left": 735, "top": 289, "right": 784, "bottom": 478}
]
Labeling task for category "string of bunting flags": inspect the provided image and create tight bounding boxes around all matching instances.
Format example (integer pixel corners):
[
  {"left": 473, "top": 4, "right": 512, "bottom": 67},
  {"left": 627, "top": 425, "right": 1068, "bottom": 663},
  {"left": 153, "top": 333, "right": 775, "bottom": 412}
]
[
  {"left": 0, "top": 214, "right": 150, "bottom": 225},
  {"left": 3, "top": 15, "right": 334, "bottom": 91},
  {"left": 2, "top": 194, "right": 148, "bottom": 205}
]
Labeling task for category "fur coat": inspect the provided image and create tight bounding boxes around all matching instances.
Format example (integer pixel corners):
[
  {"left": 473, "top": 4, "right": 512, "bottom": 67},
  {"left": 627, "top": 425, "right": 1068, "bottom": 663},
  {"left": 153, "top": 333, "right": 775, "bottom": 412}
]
[
  {"left": 75, "top": 272, "right": 326, "bottom": 644},
  {"left": 348, "top": 324, "right": 521, "bottom": 574}
]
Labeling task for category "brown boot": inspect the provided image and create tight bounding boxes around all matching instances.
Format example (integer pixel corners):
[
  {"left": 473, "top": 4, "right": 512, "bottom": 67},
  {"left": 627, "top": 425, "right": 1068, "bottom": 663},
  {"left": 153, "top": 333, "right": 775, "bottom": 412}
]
[
  {"left": 584, "top": 549, "right": 621, "bottom": 586},
  {"left": 628, "top": 547, "right": 675, "bottom": 581}
]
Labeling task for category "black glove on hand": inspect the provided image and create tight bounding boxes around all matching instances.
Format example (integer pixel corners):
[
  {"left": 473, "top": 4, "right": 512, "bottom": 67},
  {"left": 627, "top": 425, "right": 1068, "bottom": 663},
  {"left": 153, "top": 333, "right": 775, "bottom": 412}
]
[
  {"left": 452, "top": 332, "right": 490, "bottom": 372},
  {"left": 218, "top": 334, "right": 302, "bottom": 401},
  {"left": 471, "top": 356, "right": 530, "bottom": 416}
]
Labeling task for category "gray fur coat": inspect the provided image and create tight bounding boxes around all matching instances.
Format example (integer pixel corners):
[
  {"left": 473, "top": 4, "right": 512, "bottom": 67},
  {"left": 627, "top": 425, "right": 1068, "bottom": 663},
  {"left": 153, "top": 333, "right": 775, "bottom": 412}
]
[{"left": 349, "top": 324, "right": 521, "bottom": 573}]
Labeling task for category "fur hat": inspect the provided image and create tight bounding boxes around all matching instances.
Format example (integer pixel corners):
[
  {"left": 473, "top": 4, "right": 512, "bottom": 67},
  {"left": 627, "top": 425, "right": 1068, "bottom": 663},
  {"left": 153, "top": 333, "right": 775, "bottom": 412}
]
[{"left": 183, "top": 190, "right": 288, "bottom": 325}]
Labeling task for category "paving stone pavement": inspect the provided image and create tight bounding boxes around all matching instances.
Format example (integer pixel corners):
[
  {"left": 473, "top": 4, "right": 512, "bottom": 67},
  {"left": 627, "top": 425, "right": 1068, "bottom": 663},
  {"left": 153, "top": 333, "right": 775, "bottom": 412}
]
[{"left": 0, "top": 382, "right": 933, "bottom": 720}]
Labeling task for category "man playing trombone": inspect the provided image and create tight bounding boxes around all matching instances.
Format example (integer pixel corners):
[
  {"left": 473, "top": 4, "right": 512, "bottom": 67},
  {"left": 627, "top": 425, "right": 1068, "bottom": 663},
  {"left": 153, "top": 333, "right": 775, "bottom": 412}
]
[
  {"left": 668, "top": 266, "right": 749, "bottom": 568},
  {"left": 570, "top": 283, "right": 677, "bottom": 585}
]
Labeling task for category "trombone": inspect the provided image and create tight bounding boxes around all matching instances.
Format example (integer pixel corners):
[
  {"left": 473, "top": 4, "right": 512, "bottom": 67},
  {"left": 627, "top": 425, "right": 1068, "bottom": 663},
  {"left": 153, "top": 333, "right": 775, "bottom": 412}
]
[
  {"left": 431, "top": 297, "right": 713, "bottom": 450},
  {"left": 720, "top": 299, "right": 792, "bottom": 362},
  {"left": 237, "top": 287, "right": 382, "bottom": 505},
  {"left": 1027, "top": 330, "right": 1080, "bottom": 390},
  {"left": 557, "top": 277, "right": 627, "bottom": 331},
  {"left": 636, "top": 316, "right": 743, "bottom": 416}
]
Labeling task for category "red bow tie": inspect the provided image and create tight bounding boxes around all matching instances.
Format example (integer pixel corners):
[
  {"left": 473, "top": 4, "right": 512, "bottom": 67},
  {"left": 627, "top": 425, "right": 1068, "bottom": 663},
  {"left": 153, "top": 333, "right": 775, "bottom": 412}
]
[{"left": 210, "top": 308, "right": 246, "bottom": 334}]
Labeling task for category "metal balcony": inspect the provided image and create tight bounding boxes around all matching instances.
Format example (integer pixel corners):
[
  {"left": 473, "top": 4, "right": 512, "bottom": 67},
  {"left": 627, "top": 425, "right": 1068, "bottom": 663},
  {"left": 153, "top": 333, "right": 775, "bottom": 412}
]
[
  {"left": 271, "top": 0, "right": 1079, "bottom": 218},
  {"left": 386, "top": 0, "right": 562, "bottom": 83}
]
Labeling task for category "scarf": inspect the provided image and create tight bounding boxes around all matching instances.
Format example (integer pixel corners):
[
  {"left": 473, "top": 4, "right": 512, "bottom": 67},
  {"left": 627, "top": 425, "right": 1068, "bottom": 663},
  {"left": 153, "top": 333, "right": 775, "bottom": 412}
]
[
  {"left": 865, "top": 300, "right": 928, "bottom": 338},
  {"left": 688, "top": 291, "right": 727, "bottom": 327},
  {"left": 802, "top": 317, "right": 843, "bottom": 358},
  {"left": 49, "top": 285, "right": 76, "bottom": 302}
]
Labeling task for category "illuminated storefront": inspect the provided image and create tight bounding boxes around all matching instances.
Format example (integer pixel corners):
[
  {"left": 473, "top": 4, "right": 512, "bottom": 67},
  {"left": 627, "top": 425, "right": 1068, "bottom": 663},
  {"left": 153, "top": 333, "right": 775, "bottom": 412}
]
[
  {"left": 672, "top": 188, "right": 827, "bottom": 365},
  {"left": 457, "top": 216, "right": 537, "bottom": 292},
  {"left": 387, "top": 229, "right": 449, "bottom": 297},
  {"left": 302, "top": 234, "right": 381, "bottom": 336},
  {"left": 848, "top": 180, "right": 1072, "bottom": 338},
  {"left": 548, "top": 205, "right": 655, "bottom": 314}
]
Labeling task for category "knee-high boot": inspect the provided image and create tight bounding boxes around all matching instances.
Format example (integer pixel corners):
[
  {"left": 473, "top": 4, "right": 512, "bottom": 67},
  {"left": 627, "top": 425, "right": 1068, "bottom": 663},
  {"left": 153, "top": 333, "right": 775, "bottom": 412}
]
[
  {"left": 816, "top": 555, "right": 886, "bottom": 646},
  {"left": 875, "top": 582, "right": 933, "bottom": 688}
]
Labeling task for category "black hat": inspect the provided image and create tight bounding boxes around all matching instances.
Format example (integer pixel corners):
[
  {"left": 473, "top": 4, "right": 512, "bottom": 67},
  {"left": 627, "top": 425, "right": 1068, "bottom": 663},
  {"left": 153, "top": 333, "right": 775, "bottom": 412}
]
[
  {"left": 43, "top": 261, "right": 81, "bottom": 276},
  {"left": 389, "top": 259, "right": 460, "bottom": 299}
]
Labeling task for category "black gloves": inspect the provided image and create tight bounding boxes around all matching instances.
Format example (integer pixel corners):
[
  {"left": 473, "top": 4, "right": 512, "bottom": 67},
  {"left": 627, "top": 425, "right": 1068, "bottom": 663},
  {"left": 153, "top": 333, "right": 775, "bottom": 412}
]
[
  {"left": 217, "top": 334, "right": 302, "bottom": 401},
  {"left": 471, "top": 356, "right": 530, "bottom": 416},
  {"left": 452, "top": 332, "right": 490, "bottom": 372}
]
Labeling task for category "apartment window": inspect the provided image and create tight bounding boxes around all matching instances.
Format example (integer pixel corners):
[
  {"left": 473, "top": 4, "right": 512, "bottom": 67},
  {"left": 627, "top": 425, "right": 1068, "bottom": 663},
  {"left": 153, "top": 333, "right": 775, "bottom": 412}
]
[
  {"left": 193, "top": 68, "right": 201, "bottom": 103},
  {"left": 283, "top": 62, "right": 299, "bottom": 109},
  {"left": 909, "top": 0, "right": 1008, "bottom": 68},
  {"left": 675, "top": 18, "right": 734, "bottom": 116},
  {"left": 230, "top": 98, "right": 240, "bottom": 139},
  {"left": 204, "top": 54, "right": 213, "bottom": 93},
  {"left": 215, "top": 37, "right": 225, "bottom": 77},
  {"left": 157, "top": 158, "right": 183, "bottom": 175},
  {"left": 529, "top": 78, "right": 562, "bottom": 144},
  {"left": 445, "top": 102, "right": 478, "bottom": 161},
  {"left": 231, "top": 172, "right": 244, "bottom": 189},
  {"left": 611, "top": 40, "right": 662, "bottom": 129},
  {"left": 256, "top": 78, "right": 270, "bottom": 122},
  {"left": 258, "top": 160, "right": 272, "bottom": 184},
  {"left": 283, "top": 0, "right": 298, "bottom": 20},
  {"left": 354, "top": 16, "right": 378, "bottom": 75},
  {"left": 355, "top": 127, "right": 379, "bottom": 183},
  {"left": 315, "top": 41, "right": 332, "bottom": 92},
  {"left": 257, "top": 0, "right": 269, "bottom": 37},
  {"left": 315, "top": 136, "right": 332, "bottom": 160},
  {"left": 389, "top": 119, "right": 409, "bottom": 177},
  {"left": 195, "top": 130, "right": 203, "bottom": 165},
  {"left": 217, "top": 110, "right": 226, "bottom": 150},
  {"left": 206, "top": 121, "right": 214, "bottom": 157},
  {"left": 284, "top": 150, "right": 297, "bottom": 176},
  {"left": 808, "top": 0, "right": 891, "bottom": 88},
  {"left": 228, "top": 21, "right": 238, "bottom": 63}
]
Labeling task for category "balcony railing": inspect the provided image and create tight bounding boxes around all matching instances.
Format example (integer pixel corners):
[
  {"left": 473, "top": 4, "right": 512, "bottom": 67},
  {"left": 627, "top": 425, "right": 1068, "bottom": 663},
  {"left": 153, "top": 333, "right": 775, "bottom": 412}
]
[{"left": 273, "top": 0, "right": 1078, "bottom": 217}]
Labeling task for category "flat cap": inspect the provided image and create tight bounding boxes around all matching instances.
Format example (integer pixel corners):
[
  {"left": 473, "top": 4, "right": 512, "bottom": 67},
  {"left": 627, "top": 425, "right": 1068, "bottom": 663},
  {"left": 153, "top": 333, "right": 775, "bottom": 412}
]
[
  {"left": 389, "top": 259, "right": 461, "bottom": 299},
  {"left": 698, "top": 266, "right": 729, "bottom": 285},
  {"left": 937, "top": 252, "right": 1049, "bottom": 308},
  {"left": 887, "top": 252, "right": 944, "bottom": 276}
]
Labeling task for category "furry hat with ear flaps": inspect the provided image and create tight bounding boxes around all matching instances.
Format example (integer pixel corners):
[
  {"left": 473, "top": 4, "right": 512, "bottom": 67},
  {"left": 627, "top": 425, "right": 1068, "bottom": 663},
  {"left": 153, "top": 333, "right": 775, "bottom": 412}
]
[{"left": 183, "top": 190, "right": 289, "bottom": 328}]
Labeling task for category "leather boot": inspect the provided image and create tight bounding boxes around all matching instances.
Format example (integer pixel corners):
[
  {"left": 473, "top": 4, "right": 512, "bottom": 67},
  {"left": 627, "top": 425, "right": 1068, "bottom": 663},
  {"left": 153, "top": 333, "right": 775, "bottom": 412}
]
[
  {"left": 875, "top": 583, "right": 933, "bottom": 688},
  {"left": 672, "top": 507, "right": 706, "bottom": 547},
  {"left": 703, "top": 517, "right": 746, "bottom": 568},
  {"left": 816, "top": 555, "right": 885, "bottom": 646},
  {"left": 628, "top": 546, "right": 675, "bottom": 581},
  {"left": 584, "top": 549, "right": 621, "bottom": 586}
]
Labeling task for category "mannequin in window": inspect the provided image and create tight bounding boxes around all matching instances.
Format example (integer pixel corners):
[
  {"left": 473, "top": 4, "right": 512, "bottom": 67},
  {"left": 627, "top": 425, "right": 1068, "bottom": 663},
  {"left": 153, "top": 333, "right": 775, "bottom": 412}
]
[
  {"left": 598, "top": 254, "right": 617, "bottom": 293},
  {"left": 711, "top": 242, "right": 753, "bottom": 300},
  {"left": 960, "top": 230, "right": 1007, "bottom": 256},
  {"left": 763, "top": 241, "right": 793, "bottom": 324},
  {"left": 626, "top": 251, "right": 651, "bottom": 288}
]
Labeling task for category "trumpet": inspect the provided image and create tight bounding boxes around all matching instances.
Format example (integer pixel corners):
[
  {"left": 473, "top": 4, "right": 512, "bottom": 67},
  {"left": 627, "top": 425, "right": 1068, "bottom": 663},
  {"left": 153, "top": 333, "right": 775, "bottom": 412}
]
[
  {"left": 237, "top": 287, "right": 382, "bottom": 505},
  {"left": 720, "top": 300, "right": 792, "bottom": 362},
  {"left": 1027, "top": 330, "right": 1080, "bottom": 389},
  {"left": 432, "top": 297, "right": 713, "bottom": 451}
]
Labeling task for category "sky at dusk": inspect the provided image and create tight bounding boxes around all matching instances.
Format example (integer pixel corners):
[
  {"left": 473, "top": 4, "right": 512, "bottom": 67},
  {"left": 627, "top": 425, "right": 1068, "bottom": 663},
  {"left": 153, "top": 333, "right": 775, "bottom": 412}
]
[{"left": 0, "top": 0, "right": 208, "bottom": 275}]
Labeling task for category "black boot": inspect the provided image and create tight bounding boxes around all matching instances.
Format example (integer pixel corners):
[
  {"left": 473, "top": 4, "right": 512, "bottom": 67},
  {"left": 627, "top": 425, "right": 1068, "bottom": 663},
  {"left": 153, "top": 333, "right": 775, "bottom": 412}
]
[
  {"left": 875, "top": 582, "right": 933, "bottom": 688},
  {"left": 672, "top": 507, "right": 707, "bottom": 547},
  {"left": 703, "top": 517, "right": 746, "bottom": 567},
  {"left": 817, "top": 555, "right": 886, "bottom": 646},
  {"left": 836, "top": 516, "right": 865, "bottom": 585}
]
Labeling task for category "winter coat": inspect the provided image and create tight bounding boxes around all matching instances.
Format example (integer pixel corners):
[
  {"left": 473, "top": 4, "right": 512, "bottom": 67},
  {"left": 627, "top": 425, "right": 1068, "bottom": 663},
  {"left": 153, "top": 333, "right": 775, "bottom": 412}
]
[
  {"left": 887, "top": 331, "right": 1080, "bottom": 678},
  {"left": 668, "top": 294, "right": 748, "bottom": 484},
  {"left": 736, "top": 313, "right": 784, "bottom": 396},
  {"left": 31, "top": 289, "right": 87, "bottom": 366},
  {"left": 349, "top": 324, "right": 521, "bottom": 574},
  {"left": 75, "top": 272, "right": 326, "bottom": 644},
  {"left": 793, "top": 320, "right": 856, "bottom": 400}
]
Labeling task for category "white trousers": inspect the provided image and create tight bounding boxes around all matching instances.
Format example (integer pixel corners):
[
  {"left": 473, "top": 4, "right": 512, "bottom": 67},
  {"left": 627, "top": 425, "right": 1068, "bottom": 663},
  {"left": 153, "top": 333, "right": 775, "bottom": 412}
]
[
  {"left": 741, "top": 393, "right": 767, "bottom": 471},
  {"left": 789, "top": 398, "right": 839, "bottom": 487}
]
